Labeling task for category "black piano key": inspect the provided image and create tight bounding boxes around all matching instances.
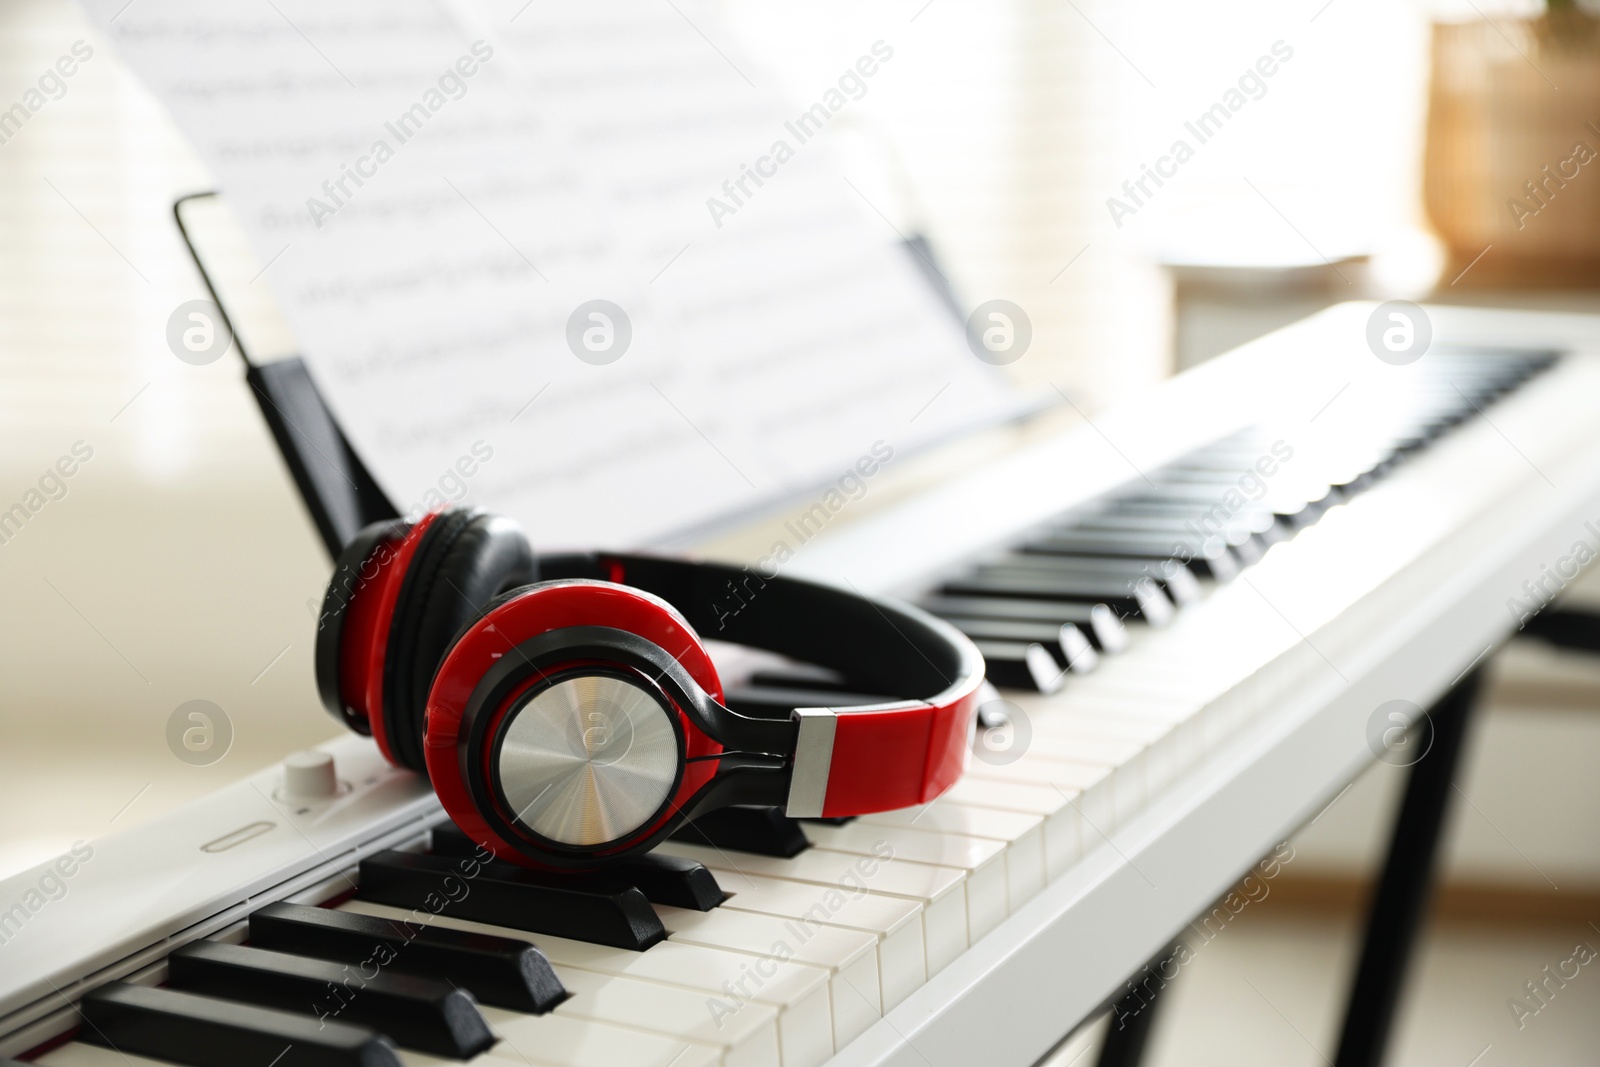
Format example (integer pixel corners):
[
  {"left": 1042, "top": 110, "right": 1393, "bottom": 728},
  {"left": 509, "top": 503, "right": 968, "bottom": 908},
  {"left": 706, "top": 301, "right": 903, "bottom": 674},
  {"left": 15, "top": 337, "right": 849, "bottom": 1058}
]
[
  {"left": 973, "top": 556, "right": 1201, "bottom": 606},
  {"left": 671, "top": 805, "right": 811, "bottom": 857},
  {"left": 1131, "top": 483, "right": 1325, "bottom": 528},
  {"left": 1382, "top": 432, "right": 1432, "bottom": 457},
  {"left": 1252, "top": 517, "right": 1292, "bottom": 546},
  {"left": 431, "top": 826, "right": 727, "bottom": 911},
  {"left": 919, "top": 595, "right": 1128, "bottom": 652},
  {"left": 1322, "top": 454, "right": 1389, "bottom": 495},
  {"left": 428, "top": 824, "right": 489, "bottom": 858},
  {"left": 1328, "top": 469, "right": 1376, "bottom": 497},
  {"left": 167, "top": 941, "right": 493, "bottom": 1059},
  {"left": 1157, "top": 457, "right": 1262, "bottom": 473},
  {"left": 973, "top": 639, "right": 1065, "bottom": 693},
  {"left": 1066, "top": 512, "right": 1267, "bottom": 560},
  {"left": 1018, "top": 531, "right": 1240, "bottom": 581},
  {"left": 1135, "top": 559, "right": 1202, "bottom": 603},
  {"left": 609, "top": 852, "right": 728, "bottom": 911},
  {"left": 1271, "top": 497, "right": 1324, "bottom": 530},
  {"left": 1218, "top": 529, "right": 1263, "bottom": 564},
  {"left": 358, "top": 851, "right": 665, "bottom": 951},
  {"left": 1155, "top": 455, "right": 1278, "bottom": 475},
  {"left": 249, "top": 901, "right": 565, "bottom": 1013},
  {"left": 939, "top": 572, "right": 1157, "bottom": 619},
  {"left": 1079, "top": 604, "right": 1126, "bottom": 653},
  {"left": 1147, "top": 464, "right": 1334, "bottom": 496},
  {"left": 938, "top": 617, "right": 1098, "bottom": 671},
  {"left": 80, "top": 981, "right": 400, "bottom": 1067},
  {"left": 1092, "top": 499, "right": 1279, "bottom": 537},
  {"left": 942, "top": 574, "right": 1173, "bottom": 625}
]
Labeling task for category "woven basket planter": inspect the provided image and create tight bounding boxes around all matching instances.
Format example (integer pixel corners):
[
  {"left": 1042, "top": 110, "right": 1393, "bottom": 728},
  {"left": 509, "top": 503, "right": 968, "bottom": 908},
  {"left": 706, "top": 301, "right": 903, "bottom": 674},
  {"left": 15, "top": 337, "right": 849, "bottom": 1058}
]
[{"left": 1424, "top": 14, "right": 1600, "bottom": 286}]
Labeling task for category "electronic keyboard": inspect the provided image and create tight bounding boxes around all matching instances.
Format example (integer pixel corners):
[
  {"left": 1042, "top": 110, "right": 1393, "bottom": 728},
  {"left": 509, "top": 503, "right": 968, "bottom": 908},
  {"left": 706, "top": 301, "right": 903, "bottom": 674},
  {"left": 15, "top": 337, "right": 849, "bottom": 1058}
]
[{"left": 4, "top": 302, "right": 1600, "bottom": 1067}]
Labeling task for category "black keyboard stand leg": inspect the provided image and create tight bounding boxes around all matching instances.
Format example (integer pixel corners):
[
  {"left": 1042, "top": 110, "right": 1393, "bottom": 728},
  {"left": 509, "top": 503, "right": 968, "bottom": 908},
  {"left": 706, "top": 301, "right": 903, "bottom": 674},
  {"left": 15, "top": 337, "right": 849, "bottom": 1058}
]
[
  {"left": 1332, "top": 667, "right": 1484, "bottom": 1067},
  {"left": 1094, "top": 945, "right": 1174, "bottom": 1067},
  {"left": 1519, "top": 608, "right": 1600, "bottom": 654}
]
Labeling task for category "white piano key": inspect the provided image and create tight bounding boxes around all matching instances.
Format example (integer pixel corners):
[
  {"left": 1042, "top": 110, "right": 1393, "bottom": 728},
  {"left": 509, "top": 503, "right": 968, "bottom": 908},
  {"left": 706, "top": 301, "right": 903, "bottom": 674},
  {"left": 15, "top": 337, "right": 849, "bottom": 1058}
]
[
  {"left": 965, "top": 756, "right": 1116, "bottom": 834},
  {"left": 1031, "top": 705, "right": 1192, "bottom": 797},
  {"left": 447, "top": 1013, "right": 720, "bottom": 1067},
  {"left": 1043, "top": 722, "right": 1177, "bottom": 799},
  {"left": 1047, "top": 693, "right": 1199, "bottom": 732},
  {"left": 36, "top": 1019, "right": 727, "bottom": 1067},
  {"left": 339, "top": 899, "right": 833, "bottom": 1067},
  {"left": 1036, "top": 694, "right": 1203, "bottom": 735},
  {"left": 1018, "top": 735, "right": 1148, "bottom": 821},
  {"left": 856, "top": 804, "right": 1046, "bottom": 911},
  {"left": 968, "top": 751, "right": 1136, "bottom": 829},
  {"left": 37, "top": 1044, "right": 178, "bottom": 1067},
  {"left": 712, "top": 872, "right": 925, "bottom": 1012},
  {"left": 800, "top": 823, "right": 1010, "bottom": 943},
  {"left": 1073, "top": 662, "right": 1232, "bottom": 701},
  {"left": 659, "top": 843, "right": 969, "bottom": 976},
  {"left": 655, "top": 905, "right": 880, "bottom": 1048},
  {"left": 542, "top": 967, "right": 780, "bottom": 1067},
  {"left": 1022, "top": 732, "right": 1146, "bottom": 771},
  {"left": 941, "top": 777, "right": 1084, "bottom": 877}
]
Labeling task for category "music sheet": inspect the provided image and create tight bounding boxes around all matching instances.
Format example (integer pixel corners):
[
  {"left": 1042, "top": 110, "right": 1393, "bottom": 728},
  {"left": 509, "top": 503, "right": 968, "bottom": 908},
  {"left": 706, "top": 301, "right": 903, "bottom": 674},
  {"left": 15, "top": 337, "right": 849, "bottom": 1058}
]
[{"left": 80, "top": 0, "right": 1019, "bottom": 548}]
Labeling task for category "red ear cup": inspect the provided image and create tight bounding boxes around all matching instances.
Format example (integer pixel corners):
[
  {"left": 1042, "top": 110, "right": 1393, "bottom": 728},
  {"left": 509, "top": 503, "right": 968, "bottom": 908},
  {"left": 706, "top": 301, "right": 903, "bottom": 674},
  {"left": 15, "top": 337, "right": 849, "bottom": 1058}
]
[
  {"left": 314, "top": 508, "right": 535, "bottom": 771},
  {"left": 422, "top": 580, "right": 726, "bottom": 868},
  {"left": 314, "top": 515, "right": 429, "bottom": 744}
]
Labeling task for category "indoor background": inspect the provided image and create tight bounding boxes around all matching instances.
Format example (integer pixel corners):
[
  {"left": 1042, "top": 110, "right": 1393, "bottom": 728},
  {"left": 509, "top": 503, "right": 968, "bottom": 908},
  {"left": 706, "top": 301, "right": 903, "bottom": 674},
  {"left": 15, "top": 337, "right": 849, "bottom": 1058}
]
[{"left": 3, "top": 0, "right": 1599, "bottom": 1063}]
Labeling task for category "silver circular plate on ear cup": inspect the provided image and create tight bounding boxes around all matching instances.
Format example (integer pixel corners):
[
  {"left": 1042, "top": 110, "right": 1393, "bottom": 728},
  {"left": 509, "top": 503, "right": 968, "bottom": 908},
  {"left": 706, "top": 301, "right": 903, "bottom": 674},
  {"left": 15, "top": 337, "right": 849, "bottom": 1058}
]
[{"left": 495, "top": 673, "right": 682, "bottom": 847}]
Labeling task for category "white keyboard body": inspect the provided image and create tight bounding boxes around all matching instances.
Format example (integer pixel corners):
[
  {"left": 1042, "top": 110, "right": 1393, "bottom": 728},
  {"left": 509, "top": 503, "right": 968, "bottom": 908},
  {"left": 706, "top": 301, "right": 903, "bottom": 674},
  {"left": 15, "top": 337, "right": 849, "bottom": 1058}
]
[{"left": 5, "top": 302, "right": 1600, "bottom": 1067}]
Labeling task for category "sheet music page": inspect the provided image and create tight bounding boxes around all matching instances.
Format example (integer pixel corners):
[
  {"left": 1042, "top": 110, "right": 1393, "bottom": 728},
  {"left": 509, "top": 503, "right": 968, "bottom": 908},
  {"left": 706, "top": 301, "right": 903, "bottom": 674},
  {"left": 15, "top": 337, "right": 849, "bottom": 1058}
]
[{"left": 81, "top": 0, "right": 1020, "bottom": 548}]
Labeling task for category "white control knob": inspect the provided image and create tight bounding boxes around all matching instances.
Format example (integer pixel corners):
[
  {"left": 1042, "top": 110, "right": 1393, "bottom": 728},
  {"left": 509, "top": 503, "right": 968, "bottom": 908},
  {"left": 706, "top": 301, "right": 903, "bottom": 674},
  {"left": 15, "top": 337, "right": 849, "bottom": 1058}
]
[{"left": 282, "top": 750, "right": 338, "bottom": 801}]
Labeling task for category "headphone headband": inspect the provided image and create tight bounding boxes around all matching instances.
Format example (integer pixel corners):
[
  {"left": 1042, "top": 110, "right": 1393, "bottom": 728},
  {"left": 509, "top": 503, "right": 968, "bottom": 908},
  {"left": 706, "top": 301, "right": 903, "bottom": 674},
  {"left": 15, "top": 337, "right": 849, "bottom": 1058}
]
[{"left": 537, "top": 552, "right": 985, "bottom": 817}]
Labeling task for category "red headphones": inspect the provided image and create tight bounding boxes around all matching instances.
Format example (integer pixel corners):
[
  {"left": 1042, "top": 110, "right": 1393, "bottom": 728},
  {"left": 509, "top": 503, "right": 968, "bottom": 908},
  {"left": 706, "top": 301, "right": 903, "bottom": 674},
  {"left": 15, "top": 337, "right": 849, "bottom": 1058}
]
[{"left": 314, "top": 507, "right": 985, "bottom": 870}]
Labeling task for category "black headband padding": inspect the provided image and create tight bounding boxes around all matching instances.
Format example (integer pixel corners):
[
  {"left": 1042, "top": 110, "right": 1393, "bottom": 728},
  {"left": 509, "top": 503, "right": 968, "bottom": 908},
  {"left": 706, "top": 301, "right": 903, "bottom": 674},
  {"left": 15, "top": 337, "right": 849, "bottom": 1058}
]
[
  {"left": 385, "top": 511, "right": 536, "bottom": 772},
  {"left": 537, "top": 553, "right": 976, "bottom": 703}
]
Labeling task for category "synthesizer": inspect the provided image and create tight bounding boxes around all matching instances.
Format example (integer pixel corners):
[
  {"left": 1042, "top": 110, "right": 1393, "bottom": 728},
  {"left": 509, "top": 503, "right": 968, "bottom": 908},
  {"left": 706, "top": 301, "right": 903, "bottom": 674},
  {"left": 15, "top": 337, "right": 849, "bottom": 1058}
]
[{"left": 2, "top": 302, "right": 1599, "bottom": 1067}]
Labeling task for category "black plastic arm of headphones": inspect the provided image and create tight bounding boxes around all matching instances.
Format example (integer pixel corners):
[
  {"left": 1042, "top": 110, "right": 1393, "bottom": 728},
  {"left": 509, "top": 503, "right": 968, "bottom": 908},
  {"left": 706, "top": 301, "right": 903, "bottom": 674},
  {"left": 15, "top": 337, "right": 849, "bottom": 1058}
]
[
  {"left": 537, "top": 552, "right": 971, "bottom": 702},
  {"left": 458, "top": 625, "right": 800, "bottom": 761},
  {"left": 454, "top": 625, "right": 795, "bottom": 859},
  {"left": 681, "top": 753, "right": 794, "bottom": 813}
]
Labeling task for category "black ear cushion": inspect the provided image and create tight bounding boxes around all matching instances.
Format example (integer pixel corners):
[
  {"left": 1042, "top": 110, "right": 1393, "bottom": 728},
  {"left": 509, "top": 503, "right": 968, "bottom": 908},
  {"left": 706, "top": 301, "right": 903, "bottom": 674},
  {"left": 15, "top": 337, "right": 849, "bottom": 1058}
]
[
  {"left": 382, "top": 509, "right": 536, "bottom": 772},
  {"left": 314, "top": 519, "right": 407, "bottom": 732}
]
